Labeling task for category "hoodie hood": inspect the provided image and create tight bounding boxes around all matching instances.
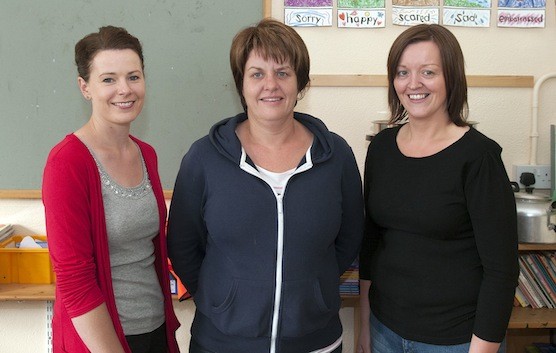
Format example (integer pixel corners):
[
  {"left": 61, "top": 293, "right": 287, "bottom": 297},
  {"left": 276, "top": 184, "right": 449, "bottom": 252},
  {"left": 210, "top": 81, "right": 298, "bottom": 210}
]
[{"left": 208, "top": 112, "right": 335, "bottom": 166}]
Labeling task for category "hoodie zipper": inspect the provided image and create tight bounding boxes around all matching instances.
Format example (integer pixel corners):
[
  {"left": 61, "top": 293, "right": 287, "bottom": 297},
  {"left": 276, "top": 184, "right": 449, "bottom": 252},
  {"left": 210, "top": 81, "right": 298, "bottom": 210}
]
[{"left": 239, "top": 148, "right": 313, "bottom": 353}]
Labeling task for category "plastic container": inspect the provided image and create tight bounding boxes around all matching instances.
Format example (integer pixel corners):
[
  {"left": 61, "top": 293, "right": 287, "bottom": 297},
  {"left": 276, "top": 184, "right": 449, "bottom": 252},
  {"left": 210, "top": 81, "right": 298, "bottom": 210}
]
[{"left": 0, "top": 235, "right": 55, "bottom": 284}]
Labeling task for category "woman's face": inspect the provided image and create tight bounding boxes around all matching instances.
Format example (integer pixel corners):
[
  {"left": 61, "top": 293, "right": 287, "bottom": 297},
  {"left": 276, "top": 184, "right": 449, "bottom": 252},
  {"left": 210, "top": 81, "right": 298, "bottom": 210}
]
[
  {"left": 393, "top": 41, "right": 448, "bottom": 122},
  {"left": 78, "top": 49, "right": 145, "bottom": 127},
  {"left": 242, "top": 50, "right": 298, "bottom": 123}
]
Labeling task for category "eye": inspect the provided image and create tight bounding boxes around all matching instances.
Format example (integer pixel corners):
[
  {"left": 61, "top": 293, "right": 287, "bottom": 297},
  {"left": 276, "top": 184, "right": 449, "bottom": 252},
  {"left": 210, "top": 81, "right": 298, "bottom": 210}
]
[
  {"left": 252, "top": 72, "right": 263, "bottom": 79},
  {"left": 422, "top": 70, "right": 435, "bottom": 77},
  {"left": 129, "top": 75, "right": 141, "bottom": 81},
  {"left": 277, "top": 71, "right": 288, "bottom": 78},
  {"left": 396, "top": 70, "right": 408, "bottom": 77},
  {"left": 102, "top": 77, "right": 115, "bottom": 83}
]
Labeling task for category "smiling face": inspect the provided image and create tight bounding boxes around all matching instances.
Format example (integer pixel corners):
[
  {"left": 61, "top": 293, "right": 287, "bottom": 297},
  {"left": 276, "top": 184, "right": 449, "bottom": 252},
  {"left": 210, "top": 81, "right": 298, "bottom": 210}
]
[
  {"left": 242, "top": 50, "right": 299, "bottom": 124},
  {"left": 393, "top": 41, "right": 448, "bottom": 123},
  {"left": 78, "top": 49, "right": 145, "bottom": 127}
]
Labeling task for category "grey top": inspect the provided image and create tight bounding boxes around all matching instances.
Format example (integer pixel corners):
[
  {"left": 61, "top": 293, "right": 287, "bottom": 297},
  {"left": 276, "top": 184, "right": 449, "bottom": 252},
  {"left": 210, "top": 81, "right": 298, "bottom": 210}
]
[{"left": 88, "top": 144, "right": 165, "bottom": 335}]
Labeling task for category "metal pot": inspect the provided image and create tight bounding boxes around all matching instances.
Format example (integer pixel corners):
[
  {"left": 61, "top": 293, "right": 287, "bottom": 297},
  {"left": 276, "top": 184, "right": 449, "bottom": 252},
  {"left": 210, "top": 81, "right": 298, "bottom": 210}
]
[{"left": 513, "top": 187, "right": 556, "bottom": 243}]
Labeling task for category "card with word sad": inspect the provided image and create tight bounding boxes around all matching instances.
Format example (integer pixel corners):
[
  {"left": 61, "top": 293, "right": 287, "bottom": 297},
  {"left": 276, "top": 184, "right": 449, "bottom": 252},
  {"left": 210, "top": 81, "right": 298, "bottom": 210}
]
[{"left": 443, "top": 0, "right": 491, "bottom": 27}]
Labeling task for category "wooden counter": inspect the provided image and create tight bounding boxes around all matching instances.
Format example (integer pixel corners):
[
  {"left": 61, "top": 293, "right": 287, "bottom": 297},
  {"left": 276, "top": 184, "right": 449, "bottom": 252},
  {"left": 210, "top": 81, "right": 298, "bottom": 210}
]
[
  {"left": 0, "top": 283, "right": 550, "bottom": 329},
  {"left": 0, "top": 283, "right": 361, "bottom": 347},
  {"left": 0, "top": 283, "right": 55, "bottom": 301}
]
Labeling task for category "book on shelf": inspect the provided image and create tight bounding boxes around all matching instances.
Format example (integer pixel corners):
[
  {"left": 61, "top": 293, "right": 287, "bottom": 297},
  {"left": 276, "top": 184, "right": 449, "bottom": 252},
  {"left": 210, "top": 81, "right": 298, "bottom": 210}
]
[
  {"left": 515, "top": 251, "right": 556, "bottom": 309},
  {"left": 340, "top": 258, "right": 360, "bottom": 296},
  {"left": 536, "top": 253, "right": 556, "bottom": 290},
  {"left": 515, "top": 286, "right": 530, "bottom": 307},
  {"left": 519, "top": 256, "right": 551, "bottom": 308},
  {"left": 524, "top": 253, "right": 556, "bottom": 307},
  {"left": 542, "top": 251, "right": 556, "bottom": 283},
  {"left": 0, "top": 224, "right": 14, "bottom": 243},
  {"left": 518, "top": 270, "right": 542, "bottom": 308},
  {"left": 532, "top": 253, "right": 556, "bottom": 297}
]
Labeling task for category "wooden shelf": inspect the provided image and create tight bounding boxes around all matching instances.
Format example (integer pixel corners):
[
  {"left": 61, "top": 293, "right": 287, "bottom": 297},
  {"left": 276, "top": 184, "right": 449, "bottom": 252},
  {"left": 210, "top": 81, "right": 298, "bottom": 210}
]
[
  {"left": 519, "top": 243, "right": 556, "bottom": 251},
  {"left": 4, "top": 282, "right": 556, "bottom": 353},
  {"left": 0, "top": 283, "right": 54, "bottom": 301},
  {"left": 2, "top": 283, "right": 556, "bottom": 329},
  {"left": 511, "top": 243, "right": 556, "bottom": 330},
  {"left": 509, "top": 307, "right": 556, "bottom": 329},
  {"left": 310, "top": 74, "right": 534, "bottom": 88},
  {"left": 0, "top": 283, "right": 361, "bottom": 304},
  {"left": 340, "top": 295, "right": 359, "bottom": 308}
]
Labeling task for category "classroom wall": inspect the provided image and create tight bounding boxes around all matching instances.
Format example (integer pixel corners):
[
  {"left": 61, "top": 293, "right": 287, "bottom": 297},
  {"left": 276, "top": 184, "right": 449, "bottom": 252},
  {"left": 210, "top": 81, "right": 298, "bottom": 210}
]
[
  {"left": 2, "top": 1, "right": 556, "bottom": 353},
  {"left": 271, "top": 0, "right": 556, "bottom": 181}
]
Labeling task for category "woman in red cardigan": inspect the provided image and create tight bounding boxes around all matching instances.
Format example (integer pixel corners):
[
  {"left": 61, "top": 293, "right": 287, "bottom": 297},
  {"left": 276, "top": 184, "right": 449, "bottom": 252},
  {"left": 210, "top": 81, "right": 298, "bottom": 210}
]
[{"left": 42, "top": 26, "right": 180, "bottom": 353}]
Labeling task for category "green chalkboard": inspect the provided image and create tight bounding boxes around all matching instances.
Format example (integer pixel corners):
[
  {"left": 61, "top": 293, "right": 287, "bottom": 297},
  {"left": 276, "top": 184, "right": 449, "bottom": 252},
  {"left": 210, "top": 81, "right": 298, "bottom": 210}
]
[{"left": 0, "top": 1, "right": 262, "bottom": 189}]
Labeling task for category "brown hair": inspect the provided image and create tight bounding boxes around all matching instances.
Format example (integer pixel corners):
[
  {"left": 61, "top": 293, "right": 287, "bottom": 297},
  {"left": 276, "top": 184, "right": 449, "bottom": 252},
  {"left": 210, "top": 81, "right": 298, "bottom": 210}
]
[
  {"left": 230, "top": 18, "right": 311, "bottom": 111},
  {"left": 387, "top": 24, "right": 469, "bottom": 126},
  {"left": 75, "top": 26, "right": 144, "bottom": 82}
]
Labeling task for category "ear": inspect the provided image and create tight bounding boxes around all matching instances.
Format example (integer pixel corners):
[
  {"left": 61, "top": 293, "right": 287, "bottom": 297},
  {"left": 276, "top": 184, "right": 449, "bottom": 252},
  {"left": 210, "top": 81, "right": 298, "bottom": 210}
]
[{"left": 78, "top": 77, "right": 91, "bottom": 100}]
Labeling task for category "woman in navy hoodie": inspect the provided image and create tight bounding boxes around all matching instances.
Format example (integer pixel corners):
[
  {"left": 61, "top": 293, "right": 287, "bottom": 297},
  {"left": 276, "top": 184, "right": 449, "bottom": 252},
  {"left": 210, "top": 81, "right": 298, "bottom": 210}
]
[{"left": 167, "top": 18, "right": 364, "bottom": 353}]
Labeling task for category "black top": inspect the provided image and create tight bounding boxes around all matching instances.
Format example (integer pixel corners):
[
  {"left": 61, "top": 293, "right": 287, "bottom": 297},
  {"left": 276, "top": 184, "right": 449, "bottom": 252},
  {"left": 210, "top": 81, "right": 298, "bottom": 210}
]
[{"left": 359, "top": 125, "right": 518, "bottom": 344}]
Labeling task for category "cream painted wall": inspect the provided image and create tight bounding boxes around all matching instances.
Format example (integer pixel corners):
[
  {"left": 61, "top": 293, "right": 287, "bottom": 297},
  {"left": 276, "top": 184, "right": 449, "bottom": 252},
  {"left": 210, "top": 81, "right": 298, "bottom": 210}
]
[{"left": 271, "top": 0, "right": 556, "bottom": 182}]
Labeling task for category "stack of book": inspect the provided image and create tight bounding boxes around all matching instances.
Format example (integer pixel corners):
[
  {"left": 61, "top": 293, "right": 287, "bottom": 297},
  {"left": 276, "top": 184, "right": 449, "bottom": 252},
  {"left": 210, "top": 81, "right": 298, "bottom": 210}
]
[
  {"left": 339, "top": 258, "right": 360, "bottom": 296},
  {"left": 515, "top": 252, "right": 556, "bottom": 308},
  {"left": 0, "top": 224, "right": 14, "bottom": 243}
]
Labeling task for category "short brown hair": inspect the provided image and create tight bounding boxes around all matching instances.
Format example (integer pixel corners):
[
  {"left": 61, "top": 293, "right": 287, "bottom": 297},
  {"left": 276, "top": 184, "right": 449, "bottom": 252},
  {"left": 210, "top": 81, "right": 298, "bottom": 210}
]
[
  {"left": 230, "top": 18, "right": 311, "bottom": 111},
  {"left": 387, "top": 24, "right": 469, "bottom": 126},
  {"left": 75, "top": 26, "right": 144, "bottom": 82}
]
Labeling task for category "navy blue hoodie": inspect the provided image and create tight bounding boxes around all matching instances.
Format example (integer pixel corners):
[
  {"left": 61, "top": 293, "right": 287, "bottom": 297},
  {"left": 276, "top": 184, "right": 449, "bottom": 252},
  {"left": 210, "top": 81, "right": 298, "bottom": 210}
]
[{"left": 168, "top": 112, "right": 364, "bottom": 353}]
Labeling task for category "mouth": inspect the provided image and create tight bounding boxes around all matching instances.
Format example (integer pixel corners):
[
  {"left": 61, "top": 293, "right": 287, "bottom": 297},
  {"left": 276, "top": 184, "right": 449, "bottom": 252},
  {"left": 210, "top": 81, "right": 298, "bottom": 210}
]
[
  {"left": 112, "top": 101, "right": 135, "bottom": 108},
  {"left": 408, "top": 94, "right": 428, "bottom": 100},
  {"left": 260, "top": 97, "right": 282, "bottom": 102}
]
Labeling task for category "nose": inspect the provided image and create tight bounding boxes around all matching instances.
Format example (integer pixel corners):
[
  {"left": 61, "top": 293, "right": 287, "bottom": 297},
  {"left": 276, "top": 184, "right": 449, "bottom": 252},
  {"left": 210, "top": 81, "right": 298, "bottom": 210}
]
[
  {"left": 117, "top": 80, "right": 131, "bottom": 95},
  {"left": 264, "top": 74, "right": 278, "bottom": 90},
  {"left": 408, "top": 74, "right": 422, "bottom": 90}
]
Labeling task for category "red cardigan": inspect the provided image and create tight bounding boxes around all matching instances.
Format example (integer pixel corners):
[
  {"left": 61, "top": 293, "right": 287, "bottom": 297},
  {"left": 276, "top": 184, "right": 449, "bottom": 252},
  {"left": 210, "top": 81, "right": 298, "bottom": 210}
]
[{"left": 42, "top": 134, "right": 180, "bottom": 353}]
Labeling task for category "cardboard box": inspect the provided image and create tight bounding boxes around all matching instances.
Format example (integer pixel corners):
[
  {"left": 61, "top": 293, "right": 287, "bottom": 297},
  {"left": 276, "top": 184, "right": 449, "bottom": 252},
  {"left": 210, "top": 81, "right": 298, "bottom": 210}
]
[{"left": 0, "top": 235, "right": 55, "bottom": 284}]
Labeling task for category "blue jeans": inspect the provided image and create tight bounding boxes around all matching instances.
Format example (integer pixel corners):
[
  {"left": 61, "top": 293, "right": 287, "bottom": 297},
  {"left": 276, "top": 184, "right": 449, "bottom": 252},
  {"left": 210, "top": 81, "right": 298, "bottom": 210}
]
[{"left": 370, "top": 314, "right": 471, "bottom": 353}]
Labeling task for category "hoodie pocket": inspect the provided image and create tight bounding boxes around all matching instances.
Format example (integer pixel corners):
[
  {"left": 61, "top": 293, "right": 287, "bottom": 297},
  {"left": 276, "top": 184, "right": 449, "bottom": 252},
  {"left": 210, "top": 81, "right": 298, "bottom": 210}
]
[
  {"left": 280, "top": 279, "right": 340, "bottom": 337},
  {"left": 198, "top": 278, "right": 274, "bottom": 338}
]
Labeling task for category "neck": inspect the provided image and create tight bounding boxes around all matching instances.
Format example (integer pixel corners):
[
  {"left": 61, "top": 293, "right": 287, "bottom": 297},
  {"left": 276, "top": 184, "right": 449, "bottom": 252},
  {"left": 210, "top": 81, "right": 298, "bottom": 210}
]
[
  {"left": 404, "top": 116, "right": 452, "bottom": 141},
  {"left": 90, "top": 118, "right": 131, "bottom": 147},
  {"left": 243, "top": 115, "right": 298, "bottom": 148},
  {"left": 77, "top": 118, "right": 132, "bottom": 151}
]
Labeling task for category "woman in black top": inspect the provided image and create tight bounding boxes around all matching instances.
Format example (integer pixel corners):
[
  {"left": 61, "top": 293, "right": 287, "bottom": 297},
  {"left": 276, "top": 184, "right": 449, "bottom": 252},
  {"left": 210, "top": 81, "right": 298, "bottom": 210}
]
[{"left": 357, "top": 24, "right": 518, "bottom": 353}]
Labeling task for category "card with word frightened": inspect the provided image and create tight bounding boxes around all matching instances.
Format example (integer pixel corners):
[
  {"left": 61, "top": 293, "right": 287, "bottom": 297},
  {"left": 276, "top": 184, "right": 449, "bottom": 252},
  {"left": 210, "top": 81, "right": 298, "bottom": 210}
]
[
  {"left": 390, "top": 0, "right": 439, "bottom": 26},
  {"left": 284, "top": 0, "right": 333, "bottom": 26}
]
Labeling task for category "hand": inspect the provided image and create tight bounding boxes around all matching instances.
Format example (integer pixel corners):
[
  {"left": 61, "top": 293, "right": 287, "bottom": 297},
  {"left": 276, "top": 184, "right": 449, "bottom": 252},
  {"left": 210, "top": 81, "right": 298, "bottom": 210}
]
[
  {"left": 468, "top": 334, "right": 501, "bottom": 353},
  {"left": 357, "top": 279, "right": 372, "bottom": 353},
  {"left": 356, "top": 325, "right": 371, "bottom": 353}
]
